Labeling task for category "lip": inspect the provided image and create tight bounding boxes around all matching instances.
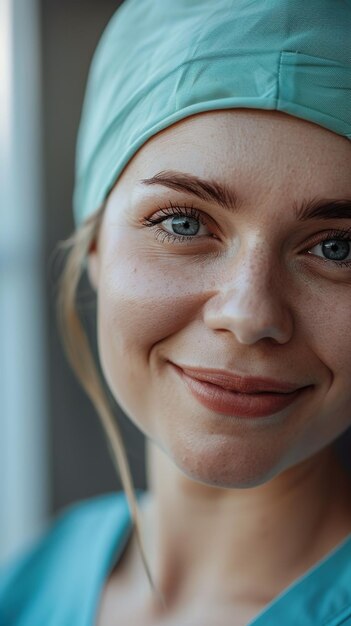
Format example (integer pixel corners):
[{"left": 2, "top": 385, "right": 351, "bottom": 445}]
[
  {"left": 170, "top": 363, "right": 305, "bottom": 394},
  {"left": 169, "top": 363, "right": 312, "bottom": 419}
]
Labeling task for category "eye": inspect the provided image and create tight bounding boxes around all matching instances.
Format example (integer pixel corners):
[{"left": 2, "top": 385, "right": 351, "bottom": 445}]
[
  {"left": 141, "top": 201, "right": 215, "bottom": 243},
  {"left": 306, "top": 227, "right": 351, "bottom": 269}
]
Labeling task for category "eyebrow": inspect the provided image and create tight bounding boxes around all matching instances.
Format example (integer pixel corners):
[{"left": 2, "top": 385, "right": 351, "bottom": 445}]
[{"left": 139, "top": 169, "right": 351, "bottom": 221}]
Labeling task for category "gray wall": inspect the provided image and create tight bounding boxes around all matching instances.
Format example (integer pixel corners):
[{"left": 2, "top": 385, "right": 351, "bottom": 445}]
[{"left": 41, "top": 0, "right": 146, "bottom": 516}]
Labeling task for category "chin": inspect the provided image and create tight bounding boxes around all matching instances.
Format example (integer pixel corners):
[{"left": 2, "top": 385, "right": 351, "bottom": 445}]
[{"left": 168, "top": 435, "right": 281, "bottom": 489}]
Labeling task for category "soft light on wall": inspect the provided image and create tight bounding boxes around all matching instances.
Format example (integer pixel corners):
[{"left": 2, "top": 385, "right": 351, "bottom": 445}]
[{"left": 0, "top": 0, "right": 49, "bottom": 563}]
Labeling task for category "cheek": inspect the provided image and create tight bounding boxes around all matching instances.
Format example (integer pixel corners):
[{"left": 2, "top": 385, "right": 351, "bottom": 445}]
[
  {"left": 95, "top": 241, "right": 207, "bottom": 429},
  {"left": 296, "top": 280, "right": 351, "bottom": 440},
  {"left": 298, "top": 280, "right": 351, "bottom": 382}
]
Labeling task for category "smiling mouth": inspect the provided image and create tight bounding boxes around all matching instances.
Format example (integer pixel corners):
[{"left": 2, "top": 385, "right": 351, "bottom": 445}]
[
  {"left": 169, "top": 362, "right": 313, "bottom": 419},
  {"left": 170, "top": 362, "right": 308, "bottom": 394}
]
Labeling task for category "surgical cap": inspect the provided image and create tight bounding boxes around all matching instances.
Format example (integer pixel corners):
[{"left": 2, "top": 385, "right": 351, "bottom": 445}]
[{"left": 73, "top": 0, "right": 351, "bottom": 227}]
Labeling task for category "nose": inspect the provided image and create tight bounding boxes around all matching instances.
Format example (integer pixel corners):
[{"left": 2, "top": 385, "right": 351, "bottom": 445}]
[{"left": 203, "top": 248, "right": 294, "bottom": 345}]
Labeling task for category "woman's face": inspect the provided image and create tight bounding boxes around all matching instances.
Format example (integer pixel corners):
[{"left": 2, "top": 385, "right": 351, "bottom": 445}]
[{"left": 88, "top": 109, "right": 351, "bottom": 488}]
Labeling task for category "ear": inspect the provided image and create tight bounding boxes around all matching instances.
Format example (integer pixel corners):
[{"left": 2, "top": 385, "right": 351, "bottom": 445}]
[{"left": 86, "top": 237, "right": 99, "bottom": 291}]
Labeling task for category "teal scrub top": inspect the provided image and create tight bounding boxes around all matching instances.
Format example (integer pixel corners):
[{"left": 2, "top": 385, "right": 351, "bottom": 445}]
[{"left": 1, "top": 489, "right": 351, "bottom": 626}]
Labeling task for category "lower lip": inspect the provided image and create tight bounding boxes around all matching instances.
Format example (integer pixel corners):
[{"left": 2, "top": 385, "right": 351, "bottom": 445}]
[{"left": 171, "top": 365, "right": 308, "bottom": 418}]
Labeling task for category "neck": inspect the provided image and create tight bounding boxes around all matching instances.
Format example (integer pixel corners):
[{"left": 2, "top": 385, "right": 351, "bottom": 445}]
[{"left": 138, "top": 441, "right": 351, "bottom": 614}]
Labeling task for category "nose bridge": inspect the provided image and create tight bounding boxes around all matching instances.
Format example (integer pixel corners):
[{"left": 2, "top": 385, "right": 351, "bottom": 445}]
[
  {"left": 204, "top": 238, "right": 294, "bottom": 345},
  {"left": 239, "top": 240, "right": 283, "bottom": 298}
]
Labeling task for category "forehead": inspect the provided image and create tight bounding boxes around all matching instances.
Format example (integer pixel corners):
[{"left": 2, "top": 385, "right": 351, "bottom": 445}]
[{"left": 120, "top": 109, "right": 351, "bottom": 199}]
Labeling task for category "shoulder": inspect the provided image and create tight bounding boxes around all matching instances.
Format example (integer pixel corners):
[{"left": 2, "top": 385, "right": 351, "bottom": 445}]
[{"left": 0, "top": 490, "right": 135, "bottom": 626}]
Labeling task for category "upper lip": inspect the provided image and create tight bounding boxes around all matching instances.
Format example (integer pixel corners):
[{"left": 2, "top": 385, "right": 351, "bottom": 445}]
[{"left": 171, "top": 363, "right": 308, "bottom": 394}]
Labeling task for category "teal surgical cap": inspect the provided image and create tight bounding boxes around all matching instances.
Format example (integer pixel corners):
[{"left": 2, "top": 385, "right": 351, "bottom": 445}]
[{"left": 73, "top": 0, "right": 351, "bottom": 227}]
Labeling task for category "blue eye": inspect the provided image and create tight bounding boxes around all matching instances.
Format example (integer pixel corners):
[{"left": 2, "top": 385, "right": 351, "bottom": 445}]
[
  {"left": 142, "top": 201, "right": 214, "bottom": 244},
  {"left": 306, "top": 227, "right": 351, "bottom": 268}
]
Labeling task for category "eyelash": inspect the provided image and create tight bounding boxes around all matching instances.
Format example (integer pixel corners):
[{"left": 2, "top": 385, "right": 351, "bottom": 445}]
[
  {"left": 142, "top": 200, "right": 207, "bottom": 237},
  {"left": 141, "top": 201, "right": 351, "bottom": 269}
]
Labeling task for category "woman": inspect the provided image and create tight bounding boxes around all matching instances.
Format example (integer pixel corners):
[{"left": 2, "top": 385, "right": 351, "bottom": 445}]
[{"left": 1, "top": 0, "right": 351, "bottom": 625}]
